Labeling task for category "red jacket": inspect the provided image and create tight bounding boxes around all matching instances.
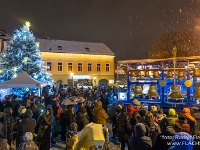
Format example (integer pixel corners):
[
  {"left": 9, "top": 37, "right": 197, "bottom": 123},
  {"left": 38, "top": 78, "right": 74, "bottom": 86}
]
[{"left": 175, "top": 120, "right": 190, "bottom": 133}]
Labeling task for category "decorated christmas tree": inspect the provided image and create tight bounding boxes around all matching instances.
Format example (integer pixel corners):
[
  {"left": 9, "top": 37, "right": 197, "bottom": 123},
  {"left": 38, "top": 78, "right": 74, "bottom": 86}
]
[{"left": 0, "top": 22, "right": 53, "bottom": 96}]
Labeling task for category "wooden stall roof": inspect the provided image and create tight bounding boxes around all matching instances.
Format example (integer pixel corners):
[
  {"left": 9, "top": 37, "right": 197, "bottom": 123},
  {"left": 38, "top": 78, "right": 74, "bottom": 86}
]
[{"left": 117, "top": 56, "right": 200, "bottom": 64}]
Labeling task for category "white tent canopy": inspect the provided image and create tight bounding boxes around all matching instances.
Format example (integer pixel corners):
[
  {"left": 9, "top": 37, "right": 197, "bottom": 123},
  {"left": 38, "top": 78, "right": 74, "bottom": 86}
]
[{"left": 0, "top": 71, "right": 47, "bottom": 88}]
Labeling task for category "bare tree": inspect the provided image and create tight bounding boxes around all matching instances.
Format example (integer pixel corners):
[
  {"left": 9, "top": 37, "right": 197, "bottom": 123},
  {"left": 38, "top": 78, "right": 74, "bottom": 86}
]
[{"left": 149, "top": 29, "right": 200, "bottom": 59}]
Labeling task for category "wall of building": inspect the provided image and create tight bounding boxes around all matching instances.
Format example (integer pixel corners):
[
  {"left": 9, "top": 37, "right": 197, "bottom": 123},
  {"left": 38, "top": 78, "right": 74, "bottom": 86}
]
[{"left": 40, "top": 52, "right": 115, "bottom": 86}]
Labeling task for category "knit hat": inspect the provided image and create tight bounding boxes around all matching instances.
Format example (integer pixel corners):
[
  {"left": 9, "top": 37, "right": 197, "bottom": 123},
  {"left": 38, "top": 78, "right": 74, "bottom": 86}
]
[
  {"left": 23, "top": 132, "right": 33, "bottom": 141},
  {"left": 168, "top": 108, "right": 176, "bottom": 116},
  {"left": 18, "top": 106, "right": 26, "bottom": 114}
]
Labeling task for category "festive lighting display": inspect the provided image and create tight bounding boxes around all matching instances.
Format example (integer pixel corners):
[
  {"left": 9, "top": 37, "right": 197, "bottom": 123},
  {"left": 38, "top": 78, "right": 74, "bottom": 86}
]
[{"left": 0, "top": 22, "right": 54, "bottom": 97}]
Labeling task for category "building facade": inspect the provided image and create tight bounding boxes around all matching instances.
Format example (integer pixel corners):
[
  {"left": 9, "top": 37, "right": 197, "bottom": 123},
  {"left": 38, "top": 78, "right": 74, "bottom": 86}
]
[
  {"left": 0, "top": 33, "right": 115, "bottom": 87},
  {"left": 37, "top": 38, "right": 115, "bottom": 87}
]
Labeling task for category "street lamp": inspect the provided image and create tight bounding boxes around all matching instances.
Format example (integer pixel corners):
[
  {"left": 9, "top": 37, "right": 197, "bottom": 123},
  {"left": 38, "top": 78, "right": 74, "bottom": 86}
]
[
  {"left": 94, "top": 76, "right": 96, "bottom": 86},
  {"left": 70, "top": 73, "right": 74, "bottom": 88}
]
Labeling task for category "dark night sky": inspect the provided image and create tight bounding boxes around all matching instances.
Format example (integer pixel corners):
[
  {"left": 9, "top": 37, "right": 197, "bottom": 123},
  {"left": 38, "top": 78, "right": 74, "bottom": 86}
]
[{"left": 1, "top": 0, "right": 200, "bottom": 61}]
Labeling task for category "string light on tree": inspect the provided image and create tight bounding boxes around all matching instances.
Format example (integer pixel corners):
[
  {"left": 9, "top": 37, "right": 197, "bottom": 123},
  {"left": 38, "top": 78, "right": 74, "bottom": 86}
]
[
  {"left": 0, "top": 21, "right": 54, "bottom": 97},
  {"left": 24, "top": 21, "right": 31, "bottom": 30},
  {"left": 36, "top": 42, "right": 40, "bottom": 48}
]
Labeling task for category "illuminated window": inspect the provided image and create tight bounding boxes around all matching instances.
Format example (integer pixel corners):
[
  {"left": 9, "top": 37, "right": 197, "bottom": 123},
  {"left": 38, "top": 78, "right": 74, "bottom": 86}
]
[
  {"left": 88, "top": 63, "right": 92, "bottom": 71},
  {"left": 97, "top": 64, "right": 101, "bottom": 72},
  {"left": 106, "top": 64, "right": 110, "bottom": 72},
  {"left": 78, "top": 63, "right": 82, "bottom": 71},
  {"left": 58, "top": 62, "right": 62, "bottom": 71},
  {"left": 68, "top": 63, "right": 72, "bottom": 71},
  {"left": 47, "top": 62, "right": 52, "bottom": 71}
]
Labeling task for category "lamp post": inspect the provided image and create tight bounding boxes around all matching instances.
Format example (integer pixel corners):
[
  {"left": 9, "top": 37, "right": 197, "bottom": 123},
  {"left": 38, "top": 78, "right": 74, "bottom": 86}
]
[
  {"left": 70, "top": 73, "right": 74, "bottom": 88},
  {"left": 94, "top": 76, "right": 96, "bottom": 86}
]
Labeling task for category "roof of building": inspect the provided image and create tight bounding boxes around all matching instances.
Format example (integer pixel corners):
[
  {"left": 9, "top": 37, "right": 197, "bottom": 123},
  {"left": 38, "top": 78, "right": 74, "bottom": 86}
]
[
  {"left": 36, "top": 38, "right": 115, "bottom": 56},
  {"left": 117, "top": 56, "right": 200, "bottom": 64},
  {"left": 0, "top": 30, "right": 11, "bottom": 40}
]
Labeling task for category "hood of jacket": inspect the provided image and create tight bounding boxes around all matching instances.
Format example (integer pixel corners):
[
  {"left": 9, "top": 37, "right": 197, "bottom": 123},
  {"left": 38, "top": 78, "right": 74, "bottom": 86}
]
[
  {"left": 23, "top": 109, "right": 33, "bottom": 118},
  {"left": 183, "top": 108, "right": 191, "bottom": 115},
  {"left": 169, "top": 132, "right": 193, "bottom": 150},
  {"left": 134, "top": 123, "right": 146, "bottom": 137},
  {"left": 96, "top": 101, "right": 102, "bottom": 108},
  {"left": 168, "top": 108, "right": 177, "bottom": 116}
]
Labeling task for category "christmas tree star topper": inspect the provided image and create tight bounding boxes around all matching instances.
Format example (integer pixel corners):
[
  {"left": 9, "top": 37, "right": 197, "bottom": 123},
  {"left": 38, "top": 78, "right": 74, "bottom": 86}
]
[{"left": 24, "top": 21, "right": 31, "bottom": 30}]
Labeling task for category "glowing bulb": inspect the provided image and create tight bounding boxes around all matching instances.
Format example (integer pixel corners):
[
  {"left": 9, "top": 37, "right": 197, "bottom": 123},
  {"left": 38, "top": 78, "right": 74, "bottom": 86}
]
[
  {"left": 13, "top": 74, "right": 17, "bottom": 78},
  {"left": 36, "top": 42, "right": 40, "bottom": 48},
  {"left": 13, "top": 67, "right": 17, "bottom": 71},
  {"left": 23, "top": 57, "right": 28, "bottom": 62},
  {"left": 24, "top": 21, "right": 31, "bottom": 30},
  {"left": 0, "top": 69, "right": 3, "bottom": 73}
]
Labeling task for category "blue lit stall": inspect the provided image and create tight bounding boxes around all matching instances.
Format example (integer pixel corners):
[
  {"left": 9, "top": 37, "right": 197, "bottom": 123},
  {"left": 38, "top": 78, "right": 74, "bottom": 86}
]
[{"left": 117, "top": 56, "right": 200, "bottom": 108}]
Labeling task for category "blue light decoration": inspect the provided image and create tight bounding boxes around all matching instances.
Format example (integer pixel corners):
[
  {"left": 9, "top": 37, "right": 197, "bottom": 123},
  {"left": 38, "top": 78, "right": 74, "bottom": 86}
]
[{"left": 0, "top": 22, "right": 54, "bottom": 97}]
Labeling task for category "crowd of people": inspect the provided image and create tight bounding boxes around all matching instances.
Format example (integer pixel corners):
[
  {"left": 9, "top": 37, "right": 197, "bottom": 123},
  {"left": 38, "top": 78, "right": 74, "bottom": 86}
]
[
  {"left": 0, "top": 86, "right": 120, "bottom": 150},
  {"left": 0, "top": 85, "right": 199, "bottom": 150},
  {"left": 110, "top": 102, "right": 200, "bottom": 150}
]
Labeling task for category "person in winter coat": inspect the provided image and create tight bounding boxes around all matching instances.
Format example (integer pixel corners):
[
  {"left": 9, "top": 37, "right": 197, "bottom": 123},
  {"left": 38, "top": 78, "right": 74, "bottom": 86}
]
[
  {"left": 93, "top": 101, "right": 109, "bottom": 126},
  {"left": 76, "top": 107, "right": 89, "bottom": 131},
  {"left": 36, "top": 107, "right": 53, "bottom": 150},
  {"left": 127, "top": 104, "right": 137, "bottom": 133},
  {"left": 102, "top": 126, "right": 109, "bottom": 150},
  {"left": 17, "top": 132, "right": 39, "bottom": 150},
  {"left": 85, "top": 101, "right": 95, "bottom": 123},
  {"left": 66, "top": 122, "right": 78, "bottom": 150},
  {"left": 182, "top": 107, "right": 196, "bottom": 134},
  {"left": 129, "top": 123, "right": 152, "bottom": 150},
  {"left": 60, "top": 105, "right": 75, "bottom": 141},
  {"left": 15, "top": 109, "right": 36, "bottom": 149},
  {"left": 54, "top": 101, "right": 61, "bottom": 136},
  {"left": 168, "top": 132, "right": 194, "bottom": 150},
  {"left": 174, "top": 113, "right": 190, "bottom": 133},
  {"left": 153, "top": 117, "right": 176, "bottom": 150},
  {"left": 115, "top": 106, "right": 131, "bottom": 150},
  {"left": 155, "top": 108, "right": 166, "bottom": 124},
  {"left": 144, "top": 112, "right": 160, "bottom": 146},
  {"left": 167, "top": 108, "right": 178, "bottom": 127},
  {"left": 112, "top": 104, "right": 122, "bottom": 140},
  {"left": 11, "top": 95, "right": 20, "bottom": 118},
  {"left": 191, "top": 106, "right": 200, "bottom": 150},
  {"left": 4, "top": 107, "right": 15, "bottom": 148},
  {"left": 135, "top": 108, "right": 147, "bottom": 124},
  {"left": 150, "top": 105, "right": 157, "bottom": 117}
]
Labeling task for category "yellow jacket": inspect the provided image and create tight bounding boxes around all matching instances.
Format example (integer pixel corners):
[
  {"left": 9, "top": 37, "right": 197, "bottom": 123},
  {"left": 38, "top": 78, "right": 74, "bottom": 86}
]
[{"left": 93, "top": 101, "right": 109, "bottom": 126}]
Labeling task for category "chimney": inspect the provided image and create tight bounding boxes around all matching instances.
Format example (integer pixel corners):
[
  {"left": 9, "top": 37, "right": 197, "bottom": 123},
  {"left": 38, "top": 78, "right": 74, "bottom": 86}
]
[
  {"left": 3, "top": 41, "right": 7, "bottom": 50},
  {"left": 0, "top": 39, "right": 2, "bottom": 52}
]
